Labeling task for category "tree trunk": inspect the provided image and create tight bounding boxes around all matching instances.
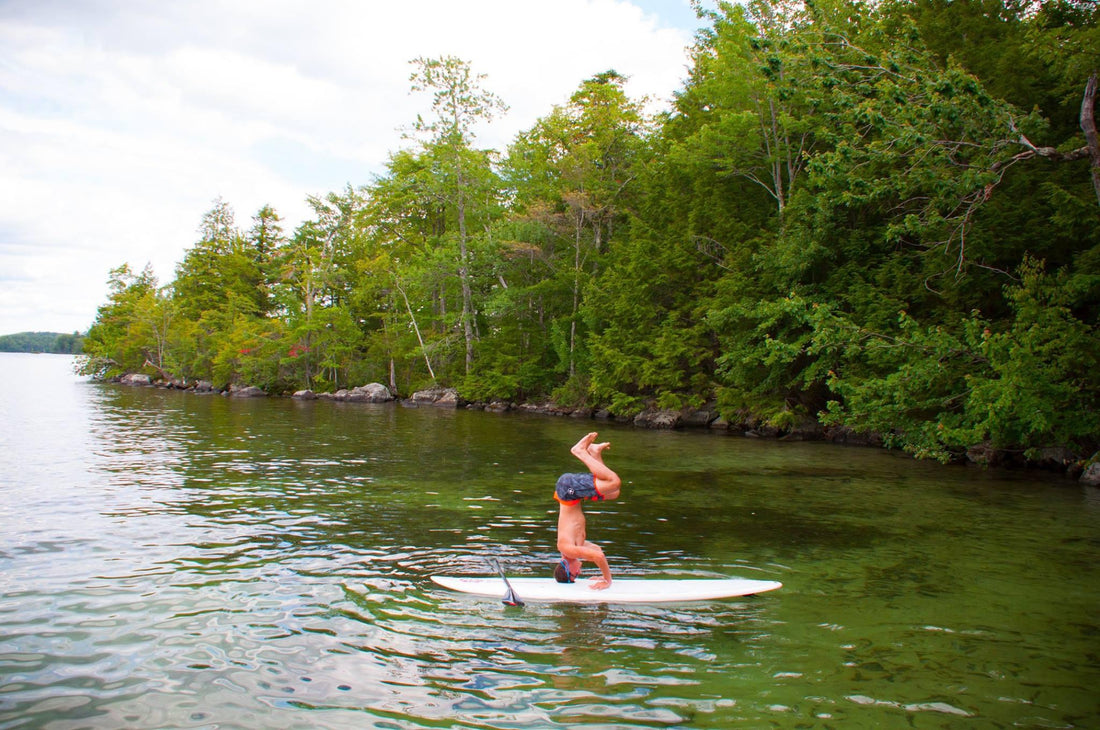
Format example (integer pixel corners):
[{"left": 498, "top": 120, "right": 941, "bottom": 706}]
[
  {"left": 1081, "top": 71, "right": 1100, "bottom": 207},
  {"left": 396, "top": 277, "right": 436, "bottom": 382},
  {"left": 456, "top": 174, "right": 476, "bottom": 375},
  {"left": 143, "top": 358, "right": 174, "bottom": 382},
  {"left": 569, "top": 205, "right": 587, "bottom": 378}
]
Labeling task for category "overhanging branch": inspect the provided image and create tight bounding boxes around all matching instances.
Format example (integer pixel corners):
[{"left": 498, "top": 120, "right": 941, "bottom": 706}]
[{"left": 993, "top": 70, "right": 1099, "bottom": 207}]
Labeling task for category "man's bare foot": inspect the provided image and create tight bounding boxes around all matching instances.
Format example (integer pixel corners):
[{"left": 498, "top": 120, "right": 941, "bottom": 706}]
[
  {"left": 571, "top": 432, "right": 598, "bottom": 457},
  {"left": 587, "top": 441, "right": 610, "bottom": 459}
]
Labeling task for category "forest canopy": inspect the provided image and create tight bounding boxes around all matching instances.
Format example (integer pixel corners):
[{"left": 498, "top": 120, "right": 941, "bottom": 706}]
[
  {"left": 80, "top": 0, "right": 1099, "bottom": 465},
  {"left": 0, "top": 332, "right": 83, "bottom": 354}
]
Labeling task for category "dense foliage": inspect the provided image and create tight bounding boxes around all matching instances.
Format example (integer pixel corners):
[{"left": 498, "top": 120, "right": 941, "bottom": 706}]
[
  {"left": 80, "top": 0, "right": 1099, "bottom": 464},
  {"left": 0, "top": 331, "right": 83, "bottom": 354}
]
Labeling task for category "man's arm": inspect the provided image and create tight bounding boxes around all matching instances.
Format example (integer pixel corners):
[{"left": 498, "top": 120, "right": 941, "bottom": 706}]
[{"left": 559, "top": 540, "right": 612, "bottom": 588}]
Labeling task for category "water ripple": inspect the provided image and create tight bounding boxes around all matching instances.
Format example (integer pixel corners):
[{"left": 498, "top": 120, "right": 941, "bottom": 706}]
[{"left": 1, "top": 357, "right": 1097, "bottom": 728}]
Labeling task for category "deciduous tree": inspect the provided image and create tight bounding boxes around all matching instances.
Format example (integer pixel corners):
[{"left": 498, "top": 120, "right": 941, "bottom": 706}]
[{"left": 408, "top": 56, "right": 507, "bottom": 374}]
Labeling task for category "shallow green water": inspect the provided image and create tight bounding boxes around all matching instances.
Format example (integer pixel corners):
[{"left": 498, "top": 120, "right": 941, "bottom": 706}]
[{"left": 1, "top": 353, "right": 1097, "bottom": 728}]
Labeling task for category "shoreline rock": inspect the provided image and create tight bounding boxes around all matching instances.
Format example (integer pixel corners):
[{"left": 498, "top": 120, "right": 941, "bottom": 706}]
[
  {"left": 228, "top": 384, "right": 266, "bottom": 398},
  {"left": 633, "top": 409, "right": 681, "bottom": 429},
  {"left": 516, "top": 401, "right": 575, "bottom": 417},
  {"left": 405, "top": 387, "right": 465, "bottom": 408},
  {"left": 345, "top": 383, "right": 394, "bottom": 402},
  {"left": 316, "top": 383, "right": 395, "bottom": 403}
]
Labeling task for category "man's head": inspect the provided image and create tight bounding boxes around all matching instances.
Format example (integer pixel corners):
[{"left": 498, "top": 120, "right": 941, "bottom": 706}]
[{"left": 554, "top": 557, "right": 581, "bottom": 583}]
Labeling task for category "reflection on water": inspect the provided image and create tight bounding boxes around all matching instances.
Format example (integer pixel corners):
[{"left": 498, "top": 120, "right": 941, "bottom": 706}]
[{"left": 0, "top": 354, "right": 1097, "bottom": 728}]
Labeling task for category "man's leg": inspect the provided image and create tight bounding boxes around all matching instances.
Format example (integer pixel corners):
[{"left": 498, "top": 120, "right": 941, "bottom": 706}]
[{"left": 571, "top": 432, "right": 621, "bottom": 498}]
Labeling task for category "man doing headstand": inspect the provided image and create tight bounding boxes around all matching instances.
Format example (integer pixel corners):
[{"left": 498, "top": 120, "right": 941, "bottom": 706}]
[{"left": 554, "top": 432, "right": 622, "bottom": 590}]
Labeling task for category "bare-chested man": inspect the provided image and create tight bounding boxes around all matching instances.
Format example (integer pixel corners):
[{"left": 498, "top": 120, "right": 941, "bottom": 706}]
[{"left": 553, "top": 432, "right": 622, "bottom": 590}]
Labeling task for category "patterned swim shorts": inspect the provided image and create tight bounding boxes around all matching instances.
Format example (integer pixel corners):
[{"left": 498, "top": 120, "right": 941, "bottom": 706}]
[{"left": 555, "top": 472, "right": 602, "bottom": 505}]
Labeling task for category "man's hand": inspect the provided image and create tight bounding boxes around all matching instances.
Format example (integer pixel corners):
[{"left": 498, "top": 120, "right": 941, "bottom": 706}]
[{"left": 588, "top": 575, "right": 611, "bottom": 590}]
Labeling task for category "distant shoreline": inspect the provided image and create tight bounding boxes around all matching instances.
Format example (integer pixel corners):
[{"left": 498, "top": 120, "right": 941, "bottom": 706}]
[{"left": 0, "top": 332, "right": 83, "bottom": 355}]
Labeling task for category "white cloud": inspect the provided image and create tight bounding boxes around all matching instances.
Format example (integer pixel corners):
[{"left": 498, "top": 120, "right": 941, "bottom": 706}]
[{"left": 0, "top": 0, "right": 698, "bottom": 334}]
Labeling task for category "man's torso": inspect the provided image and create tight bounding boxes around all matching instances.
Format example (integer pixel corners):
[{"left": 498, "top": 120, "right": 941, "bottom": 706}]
[{"left": 556, "top": 503, "right": 586, "bottom": 548}]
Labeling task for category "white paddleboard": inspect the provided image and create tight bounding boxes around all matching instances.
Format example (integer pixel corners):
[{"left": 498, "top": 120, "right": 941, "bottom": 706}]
[{"left": 431, "top": 575, "right": 782, "bottom": 603}]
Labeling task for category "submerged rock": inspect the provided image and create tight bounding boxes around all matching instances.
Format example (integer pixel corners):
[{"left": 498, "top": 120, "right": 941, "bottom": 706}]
[
  {"left": 155, "top": 378, "right": 188, "bottom": 390},
  {"left": 517, "top": 402, "right": 575, "bottom": 416},
  {"left": 781, "top": 416, "right": 825, "bottom": 441},
  {"left": 633, "top": 409, "right": 681, "bottom": 429},
  {"left": 681, "top": 409, "right": 718, "bottom": 428},
  {"left": 823, "top": 426, "right": 883, "bottom": 448},
  {"left": 1035, "top": 447, "right": 1076, "bottom": 469}
]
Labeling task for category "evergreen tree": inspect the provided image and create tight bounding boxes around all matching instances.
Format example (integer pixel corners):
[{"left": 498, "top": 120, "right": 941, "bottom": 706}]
[{"left": 78, "top": 264, "right": 163, "bottom": 379}]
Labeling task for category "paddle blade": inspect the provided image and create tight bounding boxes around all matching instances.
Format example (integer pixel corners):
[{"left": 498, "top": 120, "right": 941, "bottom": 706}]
[
  {"left": 491, "top": 559, "right": 525, "bottom": 607},
  {"left": 502, "top": 584, "right": 525, "bottom": 607}
]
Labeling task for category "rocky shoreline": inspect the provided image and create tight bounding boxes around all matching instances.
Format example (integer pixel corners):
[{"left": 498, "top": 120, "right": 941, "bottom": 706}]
[{"left": 111, "top": 373, "right": 1100, "bottom": 486}]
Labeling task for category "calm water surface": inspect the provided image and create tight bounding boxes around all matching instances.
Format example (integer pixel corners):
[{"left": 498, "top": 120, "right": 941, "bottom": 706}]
[{"left": 1, "top": 353, "right": 1097, "bottom": 729}]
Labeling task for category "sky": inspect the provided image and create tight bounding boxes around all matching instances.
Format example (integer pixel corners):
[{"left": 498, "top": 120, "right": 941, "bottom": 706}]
[{"left": 0, "top": 0, "right": 707, "bottom": 336}]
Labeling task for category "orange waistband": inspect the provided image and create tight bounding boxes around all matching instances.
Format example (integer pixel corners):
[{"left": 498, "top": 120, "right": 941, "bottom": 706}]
[{"left": 553, "top": 490, "right": 581, "bottom": 507}]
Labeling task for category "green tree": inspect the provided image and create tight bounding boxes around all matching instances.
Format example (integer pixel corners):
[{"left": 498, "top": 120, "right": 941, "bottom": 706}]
[
  {"left": 167, "top": 199, "right": 276, "bottom": 384},
  {"left": 815, "top": 258, "right": 1099, "bottom": 461},
  {"left": 271, "top": 188, "right": 369, "bottom": 390},
  {"left": 77, "top": 264, "right": 163, "bottom": 378},
  {"left": 52, "top": 332, "right": 84, "bottom": 354},
  {"left": 173, "top": 198, "right": 267, "bottom": 320},
  {"left": 721, "top": 0, "right": 1100, "bottom": 451},
  {"left": 496, "top": 71, "right": 647, "bottom": 401},
  {"left": 359, "top": 151, "right": 451, "bottom": 392},
  {"left": 581, "top": 10, "right": 783, "bottom": 414},
  {"left": 686, "top": 0, "right": 817, "bottom": 219},
  {"left": 408, "top": 56, "right": 507, "bottom": 374},
  {"left": 703, "top": 0, "right": 1018, "bottom": 423},
  {"left": 248, "top": 203, "right": 287, "bottom": 316}
]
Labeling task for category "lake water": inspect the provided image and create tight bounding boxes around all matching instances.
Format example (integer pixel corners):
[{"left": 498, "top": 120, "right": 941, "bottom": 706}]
[{"left": 1, "top": 353, "right": 1097, "bottom": 729}]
